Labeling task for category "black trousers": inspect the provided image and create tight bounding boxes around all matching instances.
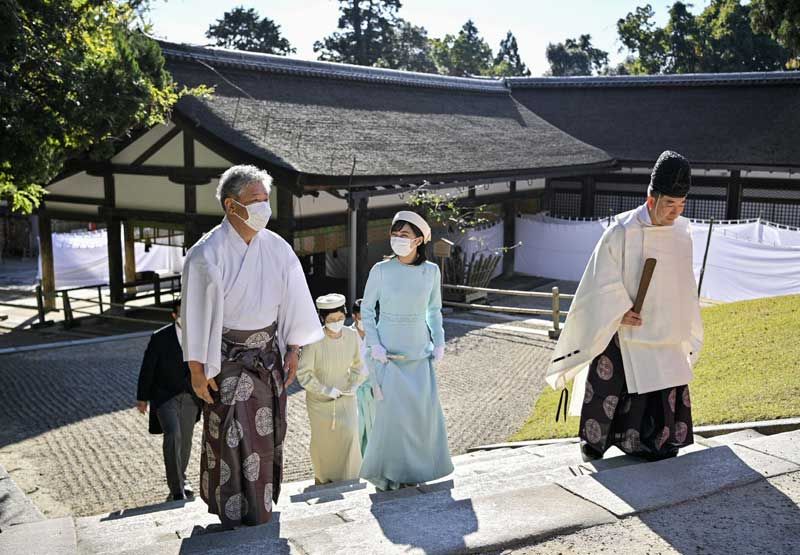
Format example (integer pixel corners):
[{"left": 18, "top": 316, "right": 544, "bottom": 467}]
[
  {"left": 579, "top": 334, "right": 693, "bottom": 460},
  {"left": 156, "top": 392, "right": 200, "bottom": 497}
]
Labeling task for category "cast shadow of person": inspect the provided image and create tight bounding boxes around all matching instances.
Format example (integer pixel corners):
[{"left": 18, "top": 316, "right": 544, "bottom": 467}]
[
  {"left": 584, "top": 443, "right": 800, "bottom": 554},
  {"left": 179, "top": 511, "right": 291, "bottom": 554},
  {"left": 368, "top": 480, "right": 479, "bottom": 554}
]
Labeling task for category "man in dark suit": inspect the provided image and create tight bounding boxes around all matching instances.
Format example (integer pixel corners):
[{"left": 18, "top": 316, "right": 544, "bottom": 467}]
[{"left": 137, "top": 298, "right": 201, "bottom": 501}]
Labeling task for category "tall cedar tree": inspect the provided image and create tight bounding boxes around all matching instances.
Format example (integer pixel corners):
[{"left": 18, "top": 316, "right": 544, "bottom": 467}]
[
  {"left": 431, "top": 20, "right": 493, "bottom": 76},
  {"left": 492, "top": 31, "right": 531, "bottom": 76},
  {"left": 314, "top": 0, "right": 401, "bottom": 66}
]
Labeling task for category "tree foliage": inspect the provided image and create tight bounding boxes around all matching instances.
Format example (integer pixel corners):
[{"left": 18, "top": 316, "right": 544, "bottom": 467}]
[
  {"left": 546, "top": 34, "right": 609, "bottom": 76},
  {"left": 205, "top": 7, "right": 295, "bottom": 55},
  {"left": 314, "top": 0, "right": 401, "bottom": 66},
  {"left": 617, "top": 1, "right": 789, "bottom": 75},
  {"left": 0, "top": 0, "right": 200, "bottom": 214},
  {"left": 375, "top": 19, "right": 437, "bottom": 73},
  {"left": 750, "top": 0, "right": 800, "bottom": 68},
  {"left": 491, "top": 31, "right": 531, "bottom": 77},
  {"left": 431, "top": 20, "right": 494, "bottom": 77}
]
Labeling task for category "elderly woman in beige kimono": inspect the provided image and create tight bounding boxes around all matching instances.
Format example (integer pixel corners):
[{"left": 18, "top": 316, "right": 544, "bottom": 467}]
[{"left": 297, "top": 294, "right": 367, "bottom": 484}]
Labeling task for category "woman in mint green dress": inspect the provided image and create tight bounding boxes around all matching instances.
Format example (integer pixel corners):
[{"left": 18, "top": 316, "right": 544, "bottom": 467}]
[
  {"left": 359, "top": 211, "right": 453, "bottom": 491},
  {"left": 350, "top": 298, "right": 376, "bottom": 457}
]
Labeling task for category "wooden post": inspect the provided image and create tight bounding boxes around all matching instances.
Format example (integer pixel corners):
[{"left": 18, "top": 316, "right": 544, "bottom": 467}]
[
  {"left": 355, "top": 196, "right": 369, "bottom": 297},
  {"left": 37, "top": 212, "right": 56, "bottom": 311},
  {"left": 503, "top": 180, "right": 517, "bottom": 279},
  {"left": 312, "top": 251, "right": 326, "bottom": 290},
  {"left": 182, "top": 131, "right": 201, "bottom": 249},
  {"left": 549, "top": 286, "right": 561, "bottom": 339},
  {"left": 275, "top": 183, "right": 295, "bottom": 247},
  {"left": 123, "top": 221, "right": 137, "bottom": 296},
  {"left": 726, "top": 170, "right": 742, "bottom": 221}
]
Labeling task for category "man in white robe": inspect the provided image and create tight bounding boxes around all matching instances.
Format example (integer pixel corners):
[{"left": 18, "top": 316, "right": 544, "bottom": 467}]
[
  {"left": 546, "top": 151, "right": 704, "bottom": 462},
  {"left": 180, "top": 165, "right": 323, "bottom": 527}
]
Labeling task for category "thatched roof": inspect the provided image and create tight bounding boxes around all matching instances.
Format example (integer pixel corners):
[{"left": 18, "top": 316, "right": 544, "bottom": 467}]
[
  {"left": 508, "top": 72, "right": 800, "bottom": 170},
  {"left": 159, "top": 41, "right": 614, "bottom": 188}
]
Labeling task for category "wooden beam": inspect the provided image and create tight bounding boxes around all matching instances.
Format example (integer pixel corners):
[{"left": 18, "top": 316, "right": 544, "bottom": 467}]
[
  {"left": 130, "top": 126, "right": 182, "bottom": 166},
  {"left": 43, "top": 194, "right": 105, "bottom": 206},
  {"left": 123, "top": 221, "right": 137, "bottom": 295},
  {"left": 37, "top": 213, "right": 56, "bottom": 310}
]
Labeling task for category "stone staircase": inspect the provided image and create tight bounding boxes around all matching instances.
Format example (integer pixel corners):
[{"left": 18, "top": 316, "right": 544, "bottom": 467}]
[{"left": 2, "top": 429, "right": 798, "bottom": 554}]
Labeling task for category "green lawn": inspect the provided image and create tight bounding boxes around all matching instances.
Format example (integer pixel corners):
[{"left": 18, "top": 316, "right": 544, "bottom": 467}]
[{"left": 510, "top": 294, "right": 800, "bottom": 441}]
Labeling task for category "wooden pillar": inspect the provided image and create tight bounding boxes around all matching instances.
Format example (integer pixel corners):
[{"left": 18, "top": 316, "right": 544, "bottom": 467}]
[
  {"left": 503, "top": 181, "right": 517, "bottom": 279},
  {"left": 123, "top": 221, "right": 137, "bottom": 295},
  {"left": 104, "top": 173, "right": 124, "bottom": 307},
  {"left": 312, "top": 251, "right": 326, "bottom": 289},
  {"left": 544, "top": 178, "right": 552, "bottom": 213},
  {"left": 37, "top": 211, "right": 56, "bottom": 310},
  {"left": 355, "top": 196, "right": 369, "bottom": 297},
  {"left": 183, "top": 131, "right": 201, "bottom": 249},
  {"left": 275, "top": 184, "right": 295, "bottom": 247},
  {"left": 726, "top": 170, "right": 742, "bottom": 221},
  {"left": 580, "top": 176, "right": 596, "bottom": 218}
]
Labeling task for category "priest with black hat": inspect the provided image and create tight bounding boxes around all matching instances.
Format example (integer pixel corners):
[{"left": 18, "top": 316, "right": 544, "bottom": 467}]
[{"left": 545, "top": 150, "right": 704, "bottom": 462}]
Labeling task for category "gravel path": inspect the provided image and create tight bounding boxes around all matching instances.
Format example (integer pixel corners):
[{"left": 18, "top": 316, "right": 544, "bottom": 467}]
[{"left": 0, "top": 318, "right": 553, "bottom": 518}]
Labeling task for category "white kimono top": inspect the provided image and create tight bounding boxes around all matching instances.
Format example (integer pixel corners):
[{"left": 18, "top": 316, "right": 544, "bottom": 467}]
[
  {"left": 546, "top": 204, "right": 704, "bottom": 415},
  {"left": 180, "top": 218, "right": 324, "bottom": 379}
]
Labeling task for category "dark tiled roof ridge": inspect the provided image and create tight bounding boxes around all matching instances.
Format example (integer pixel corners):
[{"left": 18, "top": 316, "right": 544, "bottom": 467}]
[
  {"left": 508, "top": 71, "right": 800, "bottom": 88},
  {"left": 157, "top": 39, "right": 509, "bottom": 94}
]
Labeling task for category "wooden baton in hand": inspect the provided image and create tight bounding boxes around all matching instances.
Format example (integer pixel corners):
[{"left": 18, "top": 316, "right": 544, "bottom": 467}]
[{"left": 632, "top": 258, "right": 657, "bottom": 314}]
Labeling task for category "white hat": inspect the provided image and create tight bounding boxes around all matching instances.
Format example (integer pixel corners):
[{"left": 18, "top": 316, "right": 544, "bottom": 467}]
[
  {"left": 392, "top": 210, "right": 432, "bottom": 243},
  {"left": 315, "top": 293, "right": 346, "bottom": 311}
]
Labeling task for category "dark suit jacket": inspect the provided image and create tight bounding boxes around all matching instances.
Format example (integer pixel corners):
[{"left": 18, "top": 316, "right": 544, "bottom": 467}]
[{"left": 137, "top": 324, "right": 200, "bottom": 434}]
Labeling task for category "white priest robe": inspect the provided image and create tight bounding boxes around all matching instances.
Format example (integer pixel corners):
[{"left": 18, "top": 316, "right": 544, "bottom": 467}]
[
  {"left": 180, "top": 217, "right": 323, "bottom": 378},
  {"left": 546, "top": 204, "right": 704, "bottom": 416}
]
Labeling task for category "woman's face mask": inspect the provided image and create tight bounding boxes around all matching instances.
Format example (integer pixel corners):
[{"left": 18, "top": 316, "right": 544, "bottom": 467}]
[
  {"left": 232, "top": 199, "right": 271, "bottom": 231},
  {"left": 325, "top": 320, "right": 345, "bottom": 333},
  {"left": 391, "top": 236, "right": 417, "bottom": 257}
]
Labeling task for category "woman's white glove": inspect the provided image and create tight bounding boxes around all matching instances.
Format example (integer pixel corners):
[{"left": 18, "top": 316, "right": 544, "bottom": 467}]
[
  {"left": 370, "top": 344, "right": 389, "bottom": 363},
  {"left": 433, "top": 345, "right": 445, "bottom": 362},
  {"left": 324, "top": 386, "right": 342, "bottom": 400}
]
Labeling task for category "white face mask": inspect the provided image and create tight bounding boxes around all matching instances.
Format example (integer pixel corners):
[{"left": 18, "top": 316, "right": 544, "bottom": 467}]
[
  {"left": 325, "top": 321, "right": 344, "bottom": 334},
  {"left": 391, "top": 236, "right": 415, "bottom": 257},
  {"left": 232, "top": 199, "right": 271, "bottom": 231}
]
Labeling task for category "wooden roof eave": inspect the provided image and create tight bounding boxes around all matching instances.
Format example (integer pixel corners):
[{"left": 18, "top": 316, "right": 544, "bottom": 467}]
[{"left": 299, "top": 159, "right": 618, "bottom": 196}]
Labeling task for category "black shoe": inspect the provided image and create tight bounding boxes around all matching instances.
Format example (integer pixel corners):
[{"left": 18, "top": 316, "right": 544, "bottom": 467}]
[
  {"left": 172, "top": 491, "right": 187, "bottom": 501},
  {"left": 580, "top": 443, "right": 603, "bottom": 462}
]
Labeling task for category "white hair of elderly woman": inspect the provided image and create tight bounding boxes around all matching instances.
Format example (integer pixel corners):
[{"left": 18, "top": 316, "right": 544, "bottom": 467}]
[{"left": 215, "top": 165, "right": 273, "bottom": 209}]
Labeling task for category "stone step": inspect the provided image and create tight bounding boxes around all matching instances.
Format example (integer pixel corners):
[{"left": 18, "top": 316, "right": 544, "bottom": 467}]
[
  {"left": 0, "top": 517, "right": 77, "bottom": 555},
  {"left": 698, "top": 428, "right": 765, "bottom": 447},
  {"left": 74, "top": 436, "right": 717, "bottom": 554}
]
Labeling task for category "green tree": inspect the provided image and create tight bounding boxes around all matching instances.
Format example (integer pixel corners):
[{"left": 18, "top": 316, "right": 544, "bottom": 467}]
[
  {"left": 0, "top": 0, "right": 197, "bottom": 214},
  {"left": 314, "top": 0, "right": 402, "bottom": 66},
  {"left": 205, "top": 7, "right": 295, "bottom": 55},
  {"left": 376, "top": 19, "right": 437, "bottom": 73},
  {"left": 431, "top": 20, "right": 493, "bottom": 76},
  {"left": 750, "top": 0, "right": 800, "bottom": 68},
  {"left": 617, "top": 1, "right": 788, "bottom": 74},
  {"left": 546, "top": 34, "right": 609, "bottom": 76},
  {"left": 617, "top": 4, "right": 667, "bottom": 74},
  {"left": 490, "top": 31, "right": 531, "bottom": 77}
]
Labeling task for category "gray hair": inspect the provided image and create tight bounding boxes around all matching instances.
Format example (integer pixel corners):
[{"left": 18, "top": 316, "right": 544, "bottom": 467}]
[{"left": 216, "top": 165, "right": 273, "bottom": 210}]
